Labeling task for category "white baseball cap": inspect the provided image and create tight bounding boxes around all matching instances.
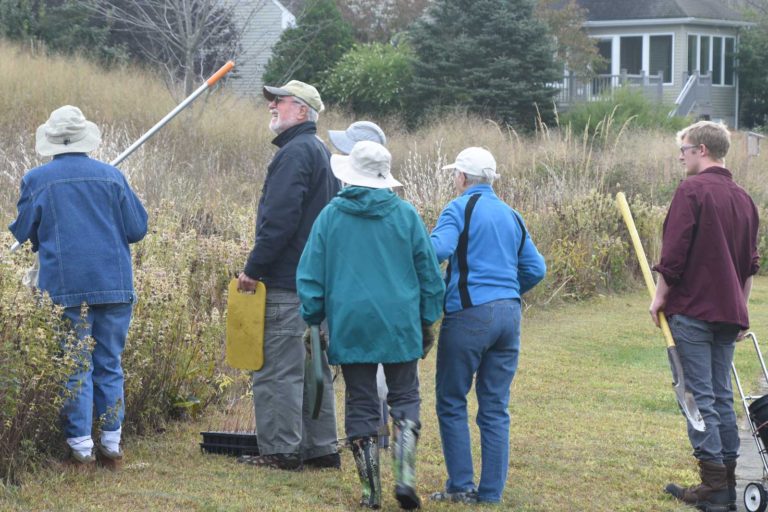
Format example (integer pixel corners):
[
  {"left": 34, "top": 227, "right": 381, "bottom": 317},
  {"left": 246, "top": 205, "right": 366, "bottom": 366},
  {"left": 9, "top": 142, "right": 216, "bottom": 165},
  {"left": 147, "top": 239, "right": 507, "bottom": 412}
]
[{"left": 442, "top": 147, "right": 499, "bottom": 179}]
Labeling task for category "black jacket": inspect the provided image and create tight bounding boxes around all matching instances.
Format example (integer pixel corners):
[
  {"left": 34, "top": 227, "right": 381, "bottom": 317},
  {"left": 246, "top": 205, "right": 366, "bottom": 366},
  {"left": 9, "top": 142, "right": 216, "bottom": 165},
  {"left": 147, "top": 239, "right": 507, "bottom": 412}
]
[{"left": 244, "top": 121, "right": 339, "bottom": 290}]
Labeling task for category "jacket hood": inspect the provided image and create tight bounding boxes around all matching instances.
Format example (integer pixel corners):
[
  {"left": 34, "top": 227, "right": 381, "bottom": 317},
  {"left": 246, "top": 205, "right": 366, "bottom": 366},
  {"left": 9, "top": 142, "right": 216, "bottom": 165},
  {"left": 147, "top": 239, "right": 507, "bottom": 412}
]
[{"left": 332, "top": 186, "right": 400, "bottom": 218}]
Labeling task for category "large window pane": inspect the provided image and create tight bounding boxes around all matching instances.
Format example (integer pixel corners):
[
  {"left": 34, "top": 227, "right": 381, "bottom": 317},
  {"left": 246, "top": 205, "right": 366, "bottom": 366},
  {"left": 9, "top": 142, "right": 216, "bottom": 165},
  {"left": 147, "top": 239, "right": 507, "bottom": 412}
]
[
  {"left": 650, "top": 35, "right": 672, "bottom": 83},
  {"left": 725, "top": 38, "right": 735, "bottom": 85},
  {"left": 596, "top": 39, "right": 612, "bottom": 74},
  {"left": 713, "top": 37, "right": 722, "bottom": 84},
  {"left": 700, "top": 36, "right": 710, "bottom": 74},
  {"left": 688, "top": 35, "right": 698, "bottom": 75},
  {"left": 620, "top": 36, "right": 642, "bottom": 75}
]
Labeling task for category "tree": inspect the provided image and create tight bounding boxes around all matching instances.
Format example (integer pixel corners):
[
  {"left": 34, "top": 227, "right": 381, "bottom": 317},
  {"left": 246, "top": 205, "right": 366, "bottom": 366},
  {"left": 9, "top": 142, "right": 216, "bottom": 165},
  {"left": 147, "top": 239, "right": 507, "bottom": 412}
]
[
  {"left": 535, "top": 0, "right": 603, "bottom": 76},
  {"left": 738, "top": 10, "right": 768, "bottom": 128},
  {"left": 77, "top": 0, "right": 266, "bottom": 97},
  {"left": 262, "top": 0, "right": 355, "bottom": 87},
  {"left": 0, "top": 0, "right": 114, "bottom": 59},
  {"left": 336, "top": 0, "right": 431, "bottom": 43},
  {"left": 323, "top": 42, "right": 414, "bottom": 116},
  {"left": 407, "top": 0, "right": 560, "bottom": 129}
]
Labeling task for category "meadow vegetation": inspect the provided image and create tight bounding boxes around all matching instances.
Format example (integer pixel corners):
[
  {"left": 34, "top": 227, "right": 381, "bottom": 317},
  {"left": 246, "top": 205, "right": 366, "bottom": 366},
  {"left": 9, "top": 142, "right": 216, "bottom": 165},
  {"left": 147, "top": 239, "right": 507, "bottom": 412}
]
[{"left": 2, "top": 39, "right": 768, "bottom": 507}]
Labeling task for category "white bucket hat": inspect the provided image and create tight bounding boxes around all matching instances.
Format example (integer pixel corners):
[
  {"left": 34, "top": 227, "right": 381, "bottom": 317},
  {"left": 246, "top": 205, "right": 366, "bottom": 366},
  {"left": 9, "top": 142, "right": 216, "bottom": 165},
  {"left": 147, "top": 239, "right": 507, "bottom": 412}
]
[
  {"left": 442, "top": 147, "right": 499, "bottom": 180},
  {"left": 35, "top": 105, "right": 101, "bottom": 157},
  {"left": 328, "top": 121, "right": 386, "bottom": 155},
  {"left": 330, "top": 141, "right": 402, "bottom": 189}
]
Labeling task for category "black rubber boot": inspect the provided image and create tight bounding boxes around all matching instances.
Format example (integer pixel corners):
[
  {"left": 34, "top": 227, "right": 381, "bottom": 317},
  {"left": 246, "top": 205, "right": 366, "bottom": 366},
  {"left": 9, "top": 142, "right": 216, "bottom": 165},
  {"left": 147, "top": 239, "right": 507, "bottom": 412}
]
[
  {"left": 724, "top": 459, "right": 736, "bottom": 511},
  {"left": 351, "top": 436, "right": 381, "bottom": 509},
  {"left": 665, "top": 460, "right": 730, "bottom": 512},
  {"left": 392, "top": 417, "right": 421, "bottom": 510}
]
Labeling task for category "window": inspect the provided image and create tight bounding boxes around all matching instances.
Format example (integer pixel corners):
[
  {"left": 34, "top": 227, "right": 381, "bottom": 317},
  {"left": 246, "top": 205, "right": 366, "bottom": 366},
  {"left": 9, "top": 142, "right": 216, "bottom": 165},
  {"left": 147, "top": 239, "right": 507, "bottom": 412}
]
[
  {"left": 725, "top": 38, "right": 735, "bottom": 85},
  {"left": 688, "top": 35, "right": 697, "bottom": 75},
  {"left": 688, "top": 34, "right": 736, "bottom": 85},
  {"left": 713, "top": 37, "right": 722, "bottom": 84},
  {"left": 620, "top": 36, "right": 642, "bottom": 74},
  {"left": 596, "top": 39, "right": 612, "bottom": 74},
  {"left": 650, "top": 35, "right": 673, "bottom": 83},
  {"left": 700, "top": 36, "right": 710, "bottom": 74}
]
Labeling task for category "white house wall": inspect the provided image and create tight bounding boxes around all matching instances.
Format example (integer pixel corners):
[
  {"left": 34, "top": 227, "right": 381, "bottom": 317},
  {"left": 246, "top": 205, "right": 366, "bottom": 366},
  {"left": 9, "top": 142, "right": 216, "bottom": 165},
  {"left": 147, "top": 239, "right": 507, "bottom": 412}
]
[{"left": 227, "top": 0, "right": 295, "bottom": 95}]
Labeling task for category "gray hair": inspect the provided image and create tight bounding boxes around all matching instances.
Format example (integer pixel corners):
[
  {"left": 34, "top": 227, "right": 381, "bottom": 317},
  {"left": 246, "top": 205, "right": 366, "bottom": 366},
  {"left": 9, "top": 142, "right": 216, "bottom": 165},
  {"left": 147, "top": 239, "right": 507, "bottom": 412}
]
[
  {"left": 294, "top": 97, "right": 319, "bottom": 122},
  {"left": 462, "top": 172, "right": 494, "bottom": 186}
]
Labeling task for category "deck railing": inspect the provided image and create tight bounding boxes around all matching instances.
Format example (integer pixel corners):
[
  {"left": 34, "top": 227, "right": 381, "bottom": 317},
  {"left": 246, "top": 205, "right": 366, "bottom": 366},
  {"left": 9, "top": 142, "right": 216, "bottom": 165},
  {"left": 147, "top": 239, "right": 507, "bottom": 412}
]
[{"left": 553, "top": 70, "right": 664, "bottom": 108}]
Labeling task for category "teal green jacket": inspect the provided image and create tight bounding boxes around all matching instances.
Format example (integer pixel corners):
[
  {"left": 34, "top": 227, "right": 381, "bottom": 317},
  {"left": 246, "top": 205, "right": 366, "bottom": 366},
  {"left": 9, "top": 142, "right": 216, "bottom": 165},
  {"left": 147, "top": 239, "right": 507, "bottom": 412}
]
[{"left": 297, "top": 187, "right": 445, "bottom": 364}]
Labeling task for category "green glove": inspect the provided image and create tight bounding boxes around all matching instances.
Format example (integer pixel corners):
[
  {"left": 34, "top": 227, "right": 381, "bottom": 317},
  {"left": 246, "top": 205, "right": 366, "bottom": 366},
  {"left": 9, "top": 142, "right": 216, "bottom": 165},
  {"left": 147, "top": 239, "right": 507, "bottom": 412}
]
[{"left": 303, "top": 326, "right": 328, "bottom": 352}]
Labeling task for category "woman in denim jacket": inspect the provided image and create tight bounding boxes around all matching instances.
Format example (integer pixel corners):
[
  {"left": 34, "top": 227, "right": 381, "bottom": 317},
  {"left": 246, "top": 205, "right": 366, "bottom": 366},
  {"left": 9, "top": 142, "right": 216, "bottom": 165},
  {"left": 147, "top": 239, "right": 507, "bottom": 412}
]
[{"left": 9, "top": 105, "right": 148, "bottom": 469}]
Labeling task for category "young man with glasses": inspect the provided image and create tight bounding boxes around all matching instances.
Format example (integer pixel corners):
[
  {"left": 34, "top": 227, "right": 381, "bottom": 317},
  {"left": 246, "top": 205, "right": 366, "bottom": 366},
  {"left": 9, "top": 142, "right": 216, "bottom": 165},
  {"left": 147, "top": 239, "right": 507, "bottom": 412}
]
[
  {"left": 651, "top": 121, "right": 760, "bottom": 511},
  {"left": 237, "top": 80, "right": 339, "bottom": 471}
]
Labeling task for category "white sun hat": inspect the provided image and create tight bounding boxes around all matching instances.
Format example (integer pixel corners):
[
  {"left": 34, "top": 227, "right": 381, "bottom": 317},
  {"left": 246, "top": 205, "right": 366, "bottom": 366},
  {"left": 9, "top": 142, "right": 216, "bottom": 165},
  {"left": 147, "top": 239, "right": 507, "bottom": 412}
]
[
  {"left": 35, "top": 105, "right": 101, "bottom": 157},
  {"left": 330, "top": 141, "right": 402, "bottom": 189}
]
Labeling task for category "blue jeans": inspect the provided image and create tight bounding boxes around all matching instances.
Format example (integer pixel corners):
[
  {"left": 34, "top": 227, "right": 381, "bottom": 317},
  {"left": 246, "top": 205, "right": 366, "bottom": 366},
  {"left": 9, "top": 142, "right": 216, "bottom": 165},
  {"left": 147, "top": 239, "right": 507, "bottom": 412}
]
[
  {"left": 669, "top": 314, "right": 740, "bottom": 463},
  {"left": 435, "top": 299, "right": 521, "bottom": 503},
  {"left": 61, "top": 303, "right": 133, "bottom": 438}
]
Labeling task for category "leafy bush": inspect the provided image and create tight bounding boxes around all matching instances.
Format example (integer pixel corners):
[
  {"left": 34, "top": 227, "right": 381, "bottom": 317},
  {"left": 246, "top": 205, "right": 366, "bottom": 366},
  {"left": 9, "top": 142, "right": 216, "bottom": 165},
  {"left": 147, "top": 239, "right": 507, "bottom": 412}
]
[
  {"left": 0, "top": 202, "right": 248, "bottom": 482},
  {"left": 0, "top": 252, "right": 75, "bottom": 484},
  {"left": 560, "top": 87, "right": 690, "bottom": 136},
  {"left": 323, "top": 42, "right": 414, "bottom": 117}
]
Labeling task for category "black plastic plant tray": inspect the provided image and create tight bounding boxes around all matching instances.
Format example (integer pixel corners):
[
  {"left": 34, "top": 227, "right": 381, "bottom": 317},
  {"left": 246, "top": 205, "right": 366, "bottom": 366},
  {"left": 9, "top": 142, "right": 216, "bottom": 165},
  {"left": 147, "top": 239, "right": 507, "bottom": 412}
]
[{"left": 200, "top": 431, "right": 259, "bottom": 456}]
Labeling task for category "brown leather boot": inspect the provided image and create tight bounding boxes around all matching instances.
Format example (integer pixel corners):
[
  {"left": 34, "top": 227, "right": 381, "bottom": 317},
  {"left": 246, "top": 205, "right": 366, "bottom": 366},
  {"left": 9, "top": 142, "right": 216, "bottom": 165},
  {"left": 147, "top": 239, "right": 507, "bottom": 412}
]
[
  {"left": 724, "top": 459, "right": 736, "bottom": 511},
  {"left": 665, "top": 460, "right": 729, "bottom": 512}
]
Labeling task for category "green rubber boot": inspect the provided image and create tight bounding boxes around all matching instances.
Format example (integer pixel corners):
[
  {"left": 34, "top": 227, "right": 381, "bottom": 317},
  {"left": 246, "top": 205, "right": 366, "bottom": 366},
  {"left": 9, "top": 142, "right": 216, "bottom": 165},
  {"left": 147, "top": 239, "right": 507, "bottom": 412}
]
[
  {"left": 392, "top": 417, "right": 421, "bottom": 510},
  {"left": 351, "top": 436, "right": 381, "bottom": 509}
]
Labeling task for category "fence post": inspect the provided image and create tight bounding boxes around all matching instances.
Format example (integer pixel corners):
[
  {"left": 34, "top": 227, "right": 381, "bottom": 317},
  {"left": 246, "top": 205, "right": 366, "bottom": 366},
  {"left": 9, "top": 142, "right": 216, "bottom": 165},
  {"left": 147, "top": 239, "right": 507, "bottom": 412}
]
[{"left": 657, "top": 70, "right": 664, "bottom": 103}]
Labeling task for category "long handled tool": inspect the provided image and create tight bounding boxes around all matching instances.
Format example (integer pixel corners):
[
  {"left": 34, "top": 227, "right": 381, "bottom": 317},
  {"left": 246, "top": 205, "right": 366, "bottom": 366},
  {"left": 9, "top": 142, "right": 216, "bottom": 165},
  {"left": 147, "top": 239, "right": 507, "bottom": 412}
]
[
  {"left": 9, "top": 60, "right": 235, "bottom": 254},
  {"left": 616, "top": 192, "right": 706, "bottom": 432}
]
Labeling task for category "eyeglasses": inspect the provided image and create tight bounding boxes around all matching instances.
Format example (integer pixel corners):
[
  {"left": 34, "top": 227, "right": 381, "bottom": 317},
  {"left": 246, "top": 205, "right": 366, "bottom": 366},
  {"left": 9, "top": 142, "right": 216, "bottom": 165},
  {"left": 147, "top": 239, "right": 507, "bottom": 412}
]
[
  {"left": 679, "top": 144, "right": 700, "bottom": 154},
  {"left": 273, "top": 96, "right": 304, "bottom": 107}
]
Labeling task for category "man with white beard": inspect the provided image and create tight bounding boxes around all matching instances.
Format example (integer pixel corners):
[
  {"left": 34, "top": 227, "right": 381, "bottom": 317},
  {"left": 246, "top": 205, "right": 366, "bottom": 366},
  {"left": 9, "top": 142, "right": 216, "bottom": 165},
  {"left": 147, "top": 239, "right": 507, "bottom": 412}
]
[{"left": 237, "top": 80, "right": 340, "bottom": 471}]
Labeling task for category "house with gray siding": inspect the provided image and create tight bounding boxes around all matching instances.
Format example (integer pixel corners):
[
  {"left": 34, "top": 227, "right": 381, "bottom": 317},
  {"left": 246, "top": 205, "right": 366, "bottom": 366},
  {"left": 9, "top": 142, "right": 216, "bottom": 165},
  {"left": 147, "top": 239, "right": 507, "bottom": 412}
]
[
  {"left": 560, "top": 0, "right": 752, "bottom": 127},
  {"left": 228, "top": 0, "right": 295, "bottom": 95}
]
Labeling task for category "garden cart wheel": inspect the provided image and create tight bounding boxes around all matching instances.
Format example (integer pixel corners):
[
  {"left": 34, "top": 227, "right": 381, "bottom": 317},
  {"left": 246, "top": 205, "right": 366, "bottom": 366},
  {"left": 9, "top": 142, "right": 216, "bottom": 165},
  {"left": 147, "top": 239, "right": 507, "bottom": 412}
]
[{"left": 745, "top": 482, "right": 768, "bottom": 512}]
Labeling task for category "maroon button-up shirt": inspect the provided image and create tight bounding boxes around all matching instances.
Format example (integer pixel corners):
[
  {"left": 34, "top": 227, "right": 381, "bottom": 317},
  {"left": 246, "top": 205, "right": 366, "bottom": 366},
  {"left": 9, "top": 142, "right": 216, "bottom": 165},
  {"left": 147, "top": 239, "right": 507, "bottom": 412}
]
[{"left": 652, "top": 166, "right": 759, "bottom": 329}]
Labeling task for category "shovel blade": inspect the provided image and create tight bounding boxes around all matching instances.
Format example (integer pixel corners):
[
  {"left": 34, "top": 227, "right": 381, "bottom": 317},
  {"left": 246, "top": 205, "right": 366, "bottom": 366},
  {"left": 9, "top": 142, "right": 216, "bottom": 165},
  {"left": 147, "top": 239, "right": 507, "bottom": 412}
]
[{"left": 667, "top": 346, "right": 706, "bottom": 432}]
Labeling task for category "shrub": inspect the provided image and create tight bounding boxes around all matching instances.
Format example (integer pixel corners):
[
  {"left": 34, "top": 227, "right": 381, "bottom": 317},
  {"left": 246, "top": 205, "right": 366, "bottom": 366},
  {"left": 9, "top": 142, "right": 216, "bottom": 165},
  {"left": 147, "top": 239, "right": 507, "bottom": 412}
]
[
  {"left": 323, "top": 42, "right": 414, "bottom": 117},
  {"left": 0, "top": 248, "right": 75, "bottom": 483},
  {"left": 560, "top": 87, "right": 690, "bottom": 136},
  {"left": 0, "top": 201, "right": 248, "bottom": 482}
]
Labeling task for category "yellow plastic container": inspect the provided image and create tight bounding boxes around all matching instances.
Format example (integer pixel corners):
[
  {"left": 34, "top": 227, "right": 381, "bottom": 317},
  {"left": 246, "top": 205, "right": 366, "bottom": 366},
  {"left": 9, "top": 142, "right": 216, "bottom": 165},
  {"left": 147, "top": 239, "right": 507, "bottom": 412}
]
[{"left": 225, "top": 278, "right": 266, "bottom": 370}]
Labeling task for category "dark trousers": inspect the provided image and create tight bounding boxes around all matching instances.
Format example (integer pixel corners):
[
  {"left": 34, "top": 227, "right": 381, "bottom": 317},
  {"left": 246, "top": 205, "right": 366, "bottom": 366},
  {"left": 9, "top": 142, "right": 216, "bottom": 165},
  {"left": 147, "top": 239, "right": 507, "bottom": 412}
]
[{"left": 342, "top": 361, "right": 420, "bottom": 439}]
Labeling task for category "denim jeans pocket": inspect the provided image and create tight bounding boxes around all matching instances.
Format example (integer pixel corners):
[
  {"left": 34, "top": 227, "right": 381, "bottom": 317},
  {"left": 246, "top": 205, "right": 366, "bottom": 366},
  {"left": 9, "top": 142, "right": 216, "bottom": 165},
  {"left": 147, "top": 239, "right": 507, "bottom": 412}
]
[{"left": 444, "top": 305, "right": 493, "bottom": 336}]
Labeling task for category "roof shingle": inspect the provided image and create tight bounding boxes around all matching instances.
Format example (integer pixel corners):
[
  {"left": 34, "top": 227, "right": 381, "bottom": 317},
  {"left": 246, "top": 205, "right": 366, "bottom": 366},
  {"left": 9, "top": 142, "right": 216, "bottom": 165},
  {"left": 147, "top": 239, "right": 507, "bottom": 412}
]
[{"left": 575, "top": 0, "right": 745, "bottom": 22}]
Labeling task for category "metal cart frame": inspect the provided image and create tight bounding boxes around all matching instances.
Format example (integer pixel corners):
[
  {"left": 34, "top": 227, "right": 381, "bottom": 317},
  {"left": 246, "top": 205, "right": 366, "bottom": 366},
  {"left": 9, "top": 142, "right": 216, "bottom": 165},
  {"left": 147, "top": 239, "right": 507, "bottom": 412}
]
[{"left": 732, "top": 332, "right": 768, "bottom": 512}]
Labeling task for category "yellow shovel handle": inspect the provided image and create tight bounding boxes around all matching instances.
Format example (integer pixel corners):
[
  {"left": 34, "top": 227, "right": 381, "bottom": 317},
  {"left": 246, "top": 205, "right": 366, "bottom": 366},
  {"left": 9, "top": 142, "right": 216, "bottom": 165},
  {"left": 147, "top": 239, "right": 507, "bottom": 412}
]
[{"left": 616, "top": 192, "right": 676, "bottom": 348}]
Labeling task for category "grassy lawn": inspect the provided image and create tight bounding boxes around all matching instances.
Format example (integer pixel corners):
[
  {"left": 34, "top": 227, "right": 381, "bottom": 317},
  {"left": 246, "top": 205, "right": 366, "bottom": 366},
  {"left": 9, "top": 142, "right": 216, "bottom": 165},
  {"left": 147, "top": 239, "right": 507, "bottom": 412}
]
[{"left": 4, "top": 278, "right": 768, "bottom": 511}]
